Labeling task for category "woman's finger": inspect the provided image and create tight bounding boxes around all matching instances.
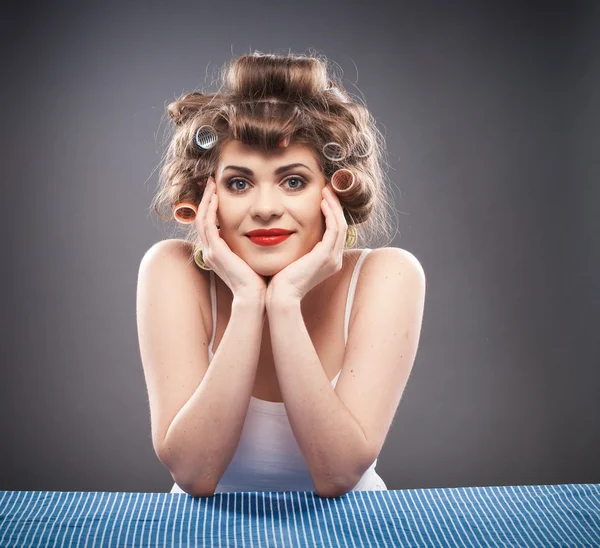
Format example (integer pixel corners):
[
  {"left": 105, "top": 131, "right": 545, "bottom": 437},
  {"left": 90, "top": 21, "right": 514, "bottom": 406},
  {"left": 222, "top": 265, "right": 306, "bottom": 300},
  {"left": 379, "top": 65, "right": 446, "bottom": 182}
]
[
  {"left": 320, "top": 190, "right": 339, "bottom": 253},
  {"left": 196, "top": 176, "right": 215, "bottom": 249},
  {"left": 325, "top": 186, "right": 347, "bottom": 255},
  {"left": 204, "top": 192, "right": 220, "bottom": 260}
]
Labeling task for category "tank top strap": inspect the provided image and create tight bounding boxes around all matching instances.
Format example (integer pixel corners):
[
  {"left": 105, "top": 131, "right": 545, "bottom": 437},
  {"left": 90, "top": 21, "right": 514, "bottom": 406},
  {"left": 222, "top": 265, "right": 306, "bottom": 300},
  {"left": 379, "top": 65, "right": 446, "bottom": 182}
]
[
  {"left": 344, "top": 249, "right": 373, "bottom": 344},
  {"left": 208, "top": 270, "right": 217, "bottom": 356}
]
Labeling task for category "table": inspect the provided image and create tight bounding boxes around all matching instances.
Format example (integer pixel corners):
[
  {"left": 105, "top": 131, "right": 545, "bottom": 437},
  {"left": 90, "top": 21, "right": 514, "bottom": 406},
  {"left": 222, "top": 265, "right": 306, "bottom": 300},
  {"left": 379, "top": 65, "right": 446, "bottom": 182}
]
[{"left": 1, "top": 483, "right": 599, "bottom": 547}]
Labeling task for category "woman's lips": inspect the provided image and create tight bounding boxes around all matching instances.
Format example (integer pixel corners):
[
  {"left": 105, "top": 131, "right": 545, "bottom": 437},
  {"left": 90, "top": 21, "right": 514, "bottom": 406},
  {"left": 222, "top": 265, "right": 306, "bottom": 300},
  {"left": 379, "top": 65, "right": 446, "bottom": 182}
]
[{"left": 247, "top": 234, "right": 292, "bottom": 246}]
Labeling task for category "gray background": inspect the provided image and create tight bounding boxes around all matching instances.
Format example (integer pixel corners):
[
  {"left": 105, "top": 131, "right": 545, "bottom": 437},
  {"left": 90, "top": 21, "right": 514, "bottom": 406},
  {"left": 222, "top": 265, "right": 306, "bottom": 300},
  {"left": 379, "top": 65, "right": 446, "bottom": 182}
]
[{"left": 1, "top": 0, "right": 598, "bottom": 493}]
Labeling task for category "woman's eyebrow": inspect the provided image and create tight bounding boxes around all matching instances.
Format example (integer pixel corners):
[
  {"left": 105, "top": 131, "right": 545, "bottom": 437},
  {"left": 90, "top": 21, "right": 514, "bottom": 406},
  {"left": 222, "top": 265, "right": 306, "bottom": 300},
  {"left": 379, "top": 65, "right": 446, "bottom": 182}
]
[{"left": 222, "top": 163, "right": 314, "bottom": 175}]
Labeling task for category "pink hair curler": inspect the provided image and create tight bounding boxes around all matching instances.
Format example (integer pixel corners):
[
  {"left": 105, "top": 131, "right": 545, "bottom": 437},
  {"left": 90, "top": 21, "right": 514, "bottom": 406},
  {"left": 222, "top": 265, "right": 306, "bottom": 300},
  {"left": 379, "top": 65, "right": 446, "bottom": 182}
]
[
  {"left": 330, "top": 168, "right": 356, "bottom": 194},
  {"left": 173, "top": 202, "right": 197, "bottom": 224}
]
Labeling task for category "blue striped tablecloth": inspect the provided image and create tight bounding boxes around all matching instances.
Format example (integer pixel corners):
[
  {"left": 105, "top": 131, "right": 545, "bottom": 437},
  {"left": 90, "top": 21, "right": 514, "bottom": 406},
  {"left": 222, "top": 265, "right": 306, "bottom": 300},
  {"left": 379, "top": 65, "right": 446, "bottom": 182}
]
[{"left": 1, "top": 483, "right": 598, "bottom": 547}]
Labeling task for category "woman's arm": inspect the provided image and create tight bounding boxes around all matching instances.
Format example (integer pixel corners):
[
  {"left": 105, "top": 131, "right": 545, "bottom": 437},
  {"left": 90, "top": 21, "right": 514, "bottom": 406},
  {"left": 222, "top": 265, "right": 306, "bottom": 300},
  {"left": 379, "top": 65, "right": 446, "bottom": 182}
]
[
  {"left": 161, "top": 298, "right": 265, "bottom": 496},
  {"left": 267, "top": 300, "right": 372, "bottom": 497},
  {"left": 137, "top": 241, "right": 265, "bottom": 497}
]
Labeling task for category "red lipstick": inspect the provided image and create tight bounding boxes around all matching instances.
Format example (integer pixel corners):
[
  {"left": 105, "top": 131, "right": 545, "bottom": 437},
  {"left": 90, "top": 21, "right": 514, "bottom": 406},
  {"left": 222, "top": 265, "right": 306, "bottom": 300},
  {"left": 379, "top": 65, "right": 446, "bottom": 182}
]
[
  {"left": 247, "top": 234, "right": 292, "bottom": 246},
  {"left": 246, "top": 227, "right": 294, "bottom": 246},
  {"left": 246, "top": 228, "right": 293, "bottom": 237}
]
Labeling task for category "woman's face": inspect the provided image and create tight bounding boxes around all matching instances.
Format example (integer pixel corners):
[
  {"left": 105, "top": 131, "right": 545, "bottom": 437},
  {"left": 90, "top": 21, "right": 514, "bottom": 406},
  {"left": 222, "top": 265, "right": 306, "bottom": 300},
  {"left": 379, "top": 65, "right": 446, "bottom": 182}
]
[{"left": 212, "top": 139, "right": 327, "bottom": 277}]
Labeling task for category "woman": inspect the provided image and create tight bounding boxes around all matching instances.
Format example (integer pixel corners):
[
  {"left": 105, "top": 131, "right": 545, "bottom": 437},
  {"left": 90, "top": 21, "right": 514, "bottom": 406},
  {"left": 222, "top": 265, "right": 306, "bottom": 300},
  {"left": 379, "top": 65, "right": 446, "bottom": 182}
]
[{"left": 136, "top": 51, "right": 426, "bottom": 498}]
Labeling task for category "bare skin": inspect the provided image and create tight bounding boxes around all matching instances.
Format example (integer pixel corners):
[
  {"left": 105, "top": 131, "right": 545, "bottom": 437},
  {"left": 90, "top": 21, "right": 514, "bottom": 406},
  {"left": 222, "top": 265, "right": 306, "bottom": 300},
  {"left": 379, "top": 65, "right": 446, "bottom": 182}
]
[{"left": 189, "top": 244, "right": 366, "bottom": 402}]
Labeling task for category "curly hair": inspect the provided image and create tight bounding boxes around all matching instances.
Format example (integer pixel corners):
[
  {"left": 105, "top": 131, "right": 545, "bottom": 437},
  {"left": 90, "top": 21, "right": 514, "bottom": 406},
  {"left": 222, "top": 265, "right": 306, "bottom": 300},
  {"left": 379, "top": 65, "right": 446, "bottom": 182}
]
[{"left": 150, "top": 50, "right": 398, "bottom": 256}]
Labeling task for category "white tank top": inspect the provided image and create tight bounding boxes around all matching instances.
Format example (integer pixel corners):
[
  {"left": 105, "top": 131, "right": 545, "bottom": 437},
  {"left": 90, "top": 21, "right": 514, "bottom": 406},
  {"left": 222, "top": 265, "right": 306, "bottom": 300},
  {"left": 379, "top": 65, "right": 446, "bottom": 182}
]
[{"left": 170, "top": 248, "right": 387, "bottom": 493}]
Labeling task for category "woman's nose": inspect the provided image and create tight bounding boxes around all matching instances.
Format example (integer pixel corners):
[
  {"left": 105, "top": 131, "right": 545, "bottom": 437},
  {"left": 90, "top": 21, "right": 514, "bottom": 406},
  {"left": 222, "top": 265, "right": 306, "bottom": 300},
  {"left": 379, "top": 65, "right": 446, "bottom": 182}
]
[{"left": 250, "top": 190, "right": 283, "bottom": 213}]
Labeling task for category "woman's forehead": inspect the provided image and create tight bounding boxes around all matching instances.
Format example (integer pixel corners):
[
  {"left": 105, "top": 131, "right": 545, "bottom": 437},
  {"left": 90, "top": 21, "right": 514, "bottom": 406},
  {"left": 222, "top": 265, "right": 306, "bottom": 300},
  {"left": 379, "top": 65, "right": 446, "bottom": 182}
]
[{"left": 217, "top": 140, "right": 321, "bottom": 172}]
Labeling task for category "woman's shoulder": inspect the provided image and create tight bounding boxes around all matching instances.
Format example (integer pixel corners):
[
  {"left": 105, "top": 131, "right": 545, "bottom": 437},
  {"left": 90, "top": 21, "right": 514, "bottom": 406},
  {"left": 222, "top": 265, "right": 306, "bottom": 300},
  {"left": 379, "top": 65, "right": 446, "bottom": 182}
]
[
  {"left": 141, "top": 238, "right": 203, "bottom": 273},
  {"left": 139, "top": 239, "right": 211, "bottom": 297},
  {"left": 344, "top": 246, "right": 403, "bottom": 267},
  {"left": 348, "top": 246, "right": 424, "bottom": 287},
  {"left": 140, "top": 238, "right": 213, "bottom": 330},
  {"left": 343, "top": 247, "right": 424, "bottom": 312},
  {"left": 353, "top": 247, "right": 425, "bottom": 288},
  {"left": 356, "top": 246, "right": 422, "bottom": 265}
]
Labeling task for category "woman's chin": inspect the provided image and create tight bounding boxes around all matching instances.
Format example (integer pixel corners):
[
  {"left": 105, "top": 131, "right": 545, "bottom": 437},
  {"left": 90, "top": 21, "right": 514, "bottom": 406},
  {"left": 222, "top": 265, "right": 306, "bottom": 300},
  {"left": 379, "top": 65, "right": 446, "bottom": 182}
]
[
  {"left": 251, "top": 258, "right": 296, "bottom": 278},
  {"left": 252, "top": 265, "right": 285, "bottom": 277},
  {"left": 240, "top": 252, "right": 293, "bottom": 278}
]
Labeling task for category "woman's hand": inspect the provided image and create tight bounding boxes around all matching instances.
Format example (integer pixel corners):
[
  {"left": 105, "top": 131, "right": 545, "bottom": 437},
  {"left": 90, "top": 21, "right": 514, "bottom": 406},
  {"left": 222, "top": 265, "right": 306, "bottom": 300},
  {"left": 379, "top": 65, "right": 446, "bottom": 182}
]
[
  {"left": 265, "top": 184, "right": 347, "bottom": 308},
  {"left": 195, "top": 176, "right": 268, "bottom": 304}
]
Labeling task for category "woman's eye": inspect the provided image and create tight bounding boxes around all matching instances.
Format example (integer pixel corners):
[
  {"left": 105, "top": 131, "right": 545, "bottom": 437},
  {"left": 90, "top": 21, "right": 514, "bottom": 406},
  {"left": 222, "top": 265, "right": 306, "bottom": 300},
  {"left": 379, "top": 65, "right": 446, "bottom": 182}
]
[{"left": 225, "top": 176, "right": 307, "bottom": 193}]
